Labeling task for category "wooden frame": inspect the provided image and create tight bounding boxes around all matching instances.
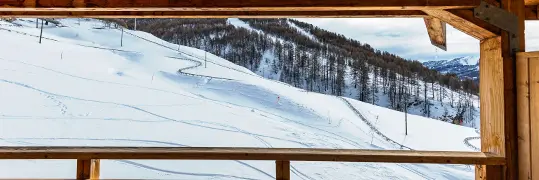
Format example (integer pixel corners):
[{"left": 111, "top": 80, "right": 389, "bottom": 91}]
[{"left": 0, "top": 0, "right": 532, "bottom": 180}]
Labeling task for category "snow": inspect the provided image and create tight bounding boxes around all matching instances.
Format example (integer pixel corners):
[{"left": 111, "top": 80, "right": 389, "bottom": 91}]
[
  {"left": 0, "top": 18, "right": 477, "bottom": 179},
  {"left": 287, "top": 20, "right": 318, "bottom": 42}
]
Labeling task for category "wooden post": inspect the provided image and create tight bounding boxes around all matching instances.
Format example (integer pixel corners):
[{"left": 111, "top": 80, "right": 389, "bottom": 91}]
[
  {"left": 275, "top": 160, "right": 290, "bottom": 180},
  {"left": 476, "top": 36, "right": 506, "bottom": 180},
  {"left": 77, "top": 159, "right": 99, "bottom": 179}
]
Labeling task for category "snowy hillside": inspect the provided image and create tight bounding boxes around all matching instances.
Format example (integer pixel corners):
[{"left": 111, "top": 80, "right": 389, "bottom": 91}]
[
  {"left": 0, "top": 18, "right": 479, "bottom": 179},
  {"left": 132, "top": 18, "right": 480, "bottom": 128},
  {"left": 423, "top": 56, "right": 479, "bottom": 80}
]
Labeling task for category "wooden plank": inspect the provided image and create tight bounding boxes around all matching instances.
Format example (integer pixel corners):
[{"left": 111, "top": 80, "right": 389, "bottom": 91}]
[
  {"left": 276, "top": 160, "right": 290, "bottom": 180},
  {"left": 0, "top": 0, "right": 481, "bottom": 11},
  {"left": 530, "top": 57, "right": 539, "bottom": 180},
  {"left": 0, "top": 147, "right": 505, "bottom": 165},
  {"left": 0, "top": 10, "right": 428, "bottom": 18},
  {"left": 423, "top": 9, "right": 500, "bottom": 40},
  {"left": 76, "top": 159, "right": 90, "bottom": 179},
  {"left": 424, "top": 16, "right": 447, "bottom": 50},
  {"left": 516, "top": 53, "right": 531, "bottom": 180}
]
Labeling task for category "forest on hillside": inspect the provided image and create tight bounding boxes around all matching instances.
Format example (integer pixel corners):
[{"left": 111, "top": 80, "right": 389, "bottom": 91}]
[{"left": 112, "top": 18, "right": 478, "bottom": 126}]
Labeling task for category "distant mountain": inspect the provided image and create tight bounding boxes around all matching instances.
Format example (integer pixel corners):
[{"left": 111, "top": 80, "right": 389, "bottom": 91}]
[{"left": 423, "top": 56, "right": 479, "bottom": 80}]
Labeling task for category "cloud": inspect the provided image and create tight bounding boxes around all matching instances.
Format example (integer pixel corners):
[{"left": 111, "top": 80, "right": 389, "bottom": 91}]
[{"left": 296, "top": 18, "right": 539, "bottom": 62}]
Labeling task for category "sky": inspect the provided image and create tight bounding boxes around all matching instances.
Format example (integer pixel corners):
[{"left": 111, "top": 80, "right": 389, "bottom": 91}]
[{"left": 297, "top": 18, "right": 539, "bottom": 62}]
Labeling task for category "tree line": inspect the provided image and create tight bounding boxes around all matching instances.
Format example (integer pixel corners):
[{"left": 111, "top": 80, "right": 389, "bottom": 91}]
[{"left": 113, "top": 18, "right": 478, "bottom": 126}]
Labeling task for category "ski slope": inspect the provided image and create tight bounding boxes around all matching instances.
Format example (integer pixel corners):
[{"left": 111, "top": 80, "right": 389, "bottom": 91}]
[{"left": 0, "top": 18, "right": 479, "bottom": 179}]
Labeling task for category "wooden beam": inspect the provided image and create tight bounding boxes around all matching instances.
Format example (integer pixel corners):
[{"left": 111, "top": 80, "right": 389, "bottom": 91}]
[
  {"left": 276, "top": 160, "right": 290, "bottom": 180},
  {"left": 423, "top": 9, "right": 501, "bottom": 40},
  {"left": 0, "top": 10, "right": 428, "bottom": 18},
  {"left": 525, "top": 5, "right": 539, "bottom": 20},
  {"left": 0, "top": 0, "right": 481, "bottom": 11},
  {"left": 525, "top": 0, "right": 539, "bottom": 5},
  {"left": 476, "top": 36, "right": 506, "bottom": 180},
  {"left": 0, "top": 147, "right": 505, "bottom": 165},
  {"left": 424, "top": 16, "right": 447, "bottom": 50}
]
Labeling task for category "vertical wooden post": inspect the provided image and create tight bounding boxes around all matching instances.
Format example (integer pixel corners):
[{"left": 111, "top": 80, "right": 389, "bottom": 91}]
[
  {"left": 476, "top": 36, "right": 506, "bottom": 180},
  {"left": 475, "top": 0, "right": 525, "bottom": 179},
  {"left": 90, "top": 159, "right": 100, "bottom": 179},
  {"left": 77, "top": 159, "right": 100, "bottom": 179},
  {"left": 275, "top": 160, "right": 290, "bottom": 180}
]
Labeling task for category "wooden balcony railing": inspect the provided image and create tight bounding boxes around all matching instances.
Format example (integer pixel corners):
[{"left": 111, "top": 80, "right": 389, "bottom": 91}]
[{"left": 0, "top": 147, "right": 504, "bottom": 180}]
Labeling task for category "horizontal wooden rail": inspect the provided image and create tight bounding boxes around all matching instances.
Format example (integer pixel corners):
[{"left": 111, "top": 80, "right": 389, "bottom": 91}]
[{"left": 0, "top": 147, "right": 504, "bottom": 165}]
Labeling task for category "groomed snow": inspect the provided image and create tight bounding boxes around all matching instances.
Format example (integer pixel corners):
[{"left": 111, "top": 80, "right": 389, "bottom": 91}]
[{"left": 0, "top": 18, "right": 478, "bottom": 179}]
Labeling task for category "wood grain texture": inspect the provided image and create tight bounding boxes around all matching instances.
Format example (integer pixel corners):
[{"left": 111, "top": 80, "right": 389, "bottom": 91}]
[
  {"left": 0, "top": 147, "right": 505, "bottom": 165},
  {"left": 424, "top": 16, "right": 447, "bottom": 50},
  {"left": 91, "top": 159, "right": 100, "bottom": 179},
  {"left": 530, "top": 57, "right": 539, "bottom": 180},
  {"left": 0, "top": 0, "right": 481, "bottom": 10},
  {"left": 476, "top": 36, "right": 506, "bottom": 180},
  {"left": 0, "top": 10, "right": 428, "bottom": 18},
  {"left": 516, "top": 52, "right": 531, "bottom": 180},
  {"left": 423, "top": 9, "right": 500, "bottom": 40}
]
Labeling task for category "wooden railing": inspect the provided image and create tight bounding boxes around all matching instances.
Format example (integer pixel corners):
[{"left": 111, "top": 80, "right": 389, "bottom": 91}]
[{"left": 0, "top": 147, "right": 505, "bottom": 179}]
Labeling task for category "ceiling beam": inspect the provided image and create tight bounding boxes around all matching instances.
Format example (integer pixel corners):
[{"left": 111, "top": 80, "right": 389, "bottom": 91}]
[
  {"left": 423, "top": 9, "right": 501, "bottom": 40},
  {"left": 424, "top": 17, "right": 448, "bottom": 51},
  {"left": 0, "top": 0, "right": 481, "bottom": 11},
  {"left": 525, "top": 0, "right": 539, "bottom": 5},
  {"left": 0, "top": 10, "right": 428, "bottom": 18},
  {"left": 525, "top": 5, "right": 539, "bottom": 20}
]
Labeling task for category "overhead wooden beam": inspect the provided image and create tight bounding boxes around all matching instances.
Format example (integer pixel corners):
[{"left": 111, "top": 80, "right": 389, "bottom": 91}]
[
  {"left": 0, "top": 147, "right": 505, "bottom": 165},
  {"left": 424, "top": 16, "right": 447, "bottom": 50},
  {"left": 423, "top": 9, "right": 501, "bottom": 40},
  {"left": 525, "top": 0, "right": 539, "bottom": 5},
  {"left": 0, "top": 0, "right": 481, "bottom": 11},
  {"left": 0, "top": 10, "right": 428, "bottom": 18},
  {"left": 525, "top": 5, "right": 539, "bottom": 20}
]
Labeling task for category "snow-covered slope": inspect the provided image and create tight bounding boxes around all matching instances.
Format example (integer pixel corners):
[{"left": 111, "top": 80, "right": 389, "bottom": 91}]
[
  {"left": 423, "top": 56, "right": 479, "bottom": 80},
  {"left": 0, "top": 18, "right": 478, "bottom": 179}
]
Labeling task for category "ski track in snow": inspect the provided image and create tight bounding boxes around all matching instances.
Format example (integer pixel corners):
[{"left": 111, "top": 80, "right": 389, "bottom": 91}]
[
  {"left": 122, "top": 29, "right": 442, "bottom": 180},
  {"left": 0, "top": 21, "right": 473, "bottom": 179},
  {"left": 0, "top": 137, "right": 273, "bottom": 179},
  {"left": 464, "top": 129, "right": 481, "bottom": 151}
]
